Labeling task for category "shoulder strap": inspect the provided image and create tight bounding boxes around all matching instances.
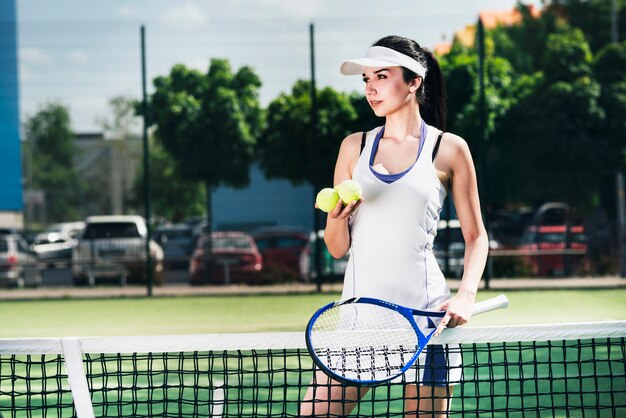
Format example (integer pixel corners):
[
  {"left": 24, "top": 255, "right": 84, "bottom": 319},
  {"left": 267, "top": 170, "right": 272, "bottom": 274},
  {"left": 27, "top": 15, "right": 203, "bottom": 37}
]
[
  {"left": 432, "top": 132, "right": 444, "bottom": 162},
  {"left": 360, "top": 131, "right": 366, "bottom": 155}
]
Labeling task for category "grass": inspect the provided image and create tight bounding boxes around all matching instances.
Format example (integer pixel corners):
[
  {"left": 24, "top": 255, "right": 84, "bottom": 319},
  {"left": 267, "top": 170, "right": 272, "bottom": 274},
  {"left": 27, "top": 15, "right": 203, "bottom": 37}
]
[{"left": 0, "top": 289, "right": 625, "bottom": 338}]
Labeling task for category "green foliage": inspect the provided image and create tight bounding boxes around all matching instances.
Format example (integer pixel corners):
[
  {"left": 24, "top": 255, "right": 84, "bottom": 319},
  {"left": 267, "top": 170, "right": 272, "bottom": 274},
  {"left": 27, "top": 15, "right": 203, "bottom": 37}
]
[
  {"left": 490, "top": 4, "right": 564, "bottom": 74},
  {"left": 595, "top": 41, "right": 626, "bottom": 172},
  {"left": 440, "top": 43, "right": 518, "bottom": 145},
  {"left": 542, "top": 29, "right": 593, "bottom": 83},
  {"left": 97, "top": 96, "right": 142, "bottom": 140},
  {"left": 148, "top": 59, "right": 262, "bottom": 189},
  {"left": 491, "top": 27, "right": 605, "bottom": 211},
  {"left": 130, "top": 138, "right": 206, "bottom": 223},
  {"left": 24, "top": 102, "right": 80, "bottom": 222},
  {"left": 258, "top": 80, "right": 357, "bottom": 188},
  {"left": 548, "top": 0, "right": 626, "bottom": 53},
  {"left": 348, "top": 93, "right": 384, "bottom": 134}
]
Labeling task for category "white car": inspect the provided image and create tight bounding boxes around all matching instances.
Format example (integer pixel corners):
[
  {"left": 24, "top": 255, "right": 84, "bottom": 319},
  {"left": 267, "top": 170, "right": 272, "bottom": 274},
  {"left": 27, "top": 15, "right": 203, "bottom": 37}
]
[
  {"left": 0, "top": 233, "right": 41, "bottom": 287},
  {"left": 31, "top": 221, "right": 85, "bottom": 266},
  {"left": 72, "top": 215, "right": 163, "bottom": 286}
]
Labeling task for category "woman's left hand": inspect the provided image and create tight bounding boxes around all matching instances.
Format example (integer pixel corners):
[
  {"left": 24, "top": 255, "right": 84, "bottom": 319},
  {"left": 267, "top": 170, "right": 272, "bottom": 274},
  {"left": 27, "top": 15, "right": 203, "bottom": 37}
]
[{"left": 432, "top": 292, "right": 476, "bottom": 337}]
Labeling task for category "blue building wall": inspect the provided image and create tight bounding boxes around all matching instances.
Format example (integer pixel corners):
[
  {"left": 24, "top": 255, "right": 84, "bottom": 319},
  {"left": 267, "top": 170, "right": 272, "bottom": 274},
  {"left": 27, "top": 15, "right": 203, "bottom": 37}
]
[
  {"left": 0, "top": 0, "right": 23, "bottom": 212},
  {"left": 212, "top": 163, "right": 314, "bottom": 232}
]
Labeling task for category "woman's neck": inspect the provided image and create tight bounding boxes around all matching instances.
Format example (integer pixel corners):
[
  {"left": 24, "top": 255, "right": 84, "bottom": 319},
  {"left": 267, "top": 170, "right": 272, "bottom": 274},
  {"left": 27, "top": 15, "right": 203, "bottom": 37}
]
[{"left": 383, "top": 105, "right": 423, "bottom": 141}]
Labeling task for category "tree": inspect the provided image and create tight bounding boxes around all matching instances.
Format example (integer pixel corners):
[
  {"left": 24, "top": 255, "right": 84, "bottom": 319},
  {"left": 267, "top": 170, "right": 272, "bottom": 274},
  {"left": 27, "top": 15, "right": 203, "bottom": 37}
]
[
  {"left": 130, "top": 138, "right": 206, "bottom": 223},
  {"left": 148, "top": 59, "right": 262, "bottom": 232},
  {"left": 348, "top": 92, "right": 384, "bottom": 134},
  {"left": 594, "top": 41, "right": 626, "bottom": 213},
  {"left": 23, "top": 102, "right": 80, "bottom": 224},
  {"left": 595, "top": 41, "right": 626, "bottom": 170},
  {"left": 490, "top": 4, "right": 564, "bottom": 74},
  {"left": 258, "top": 80, "right": 357, "bottom": 189},
  {"left": 97, "top": 96, "right": 142, "bottom": 140},
  {"left": 493, "top": 28, "right": 605, "bottom": 212},
  {"left": 548, "top": 0, "right": 626, "bottom": 53},
  {"left": 439, "top": 35, "right": 524, "bottom": 213}
]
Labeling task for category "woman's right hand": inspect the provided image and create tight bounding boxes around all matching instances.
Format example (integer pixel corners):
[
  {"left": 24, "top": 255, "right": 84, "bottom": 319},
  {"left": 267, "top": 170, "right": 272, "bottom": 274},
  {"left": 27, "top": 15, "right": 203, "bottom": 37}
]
[{"left": 327, "top": 197, "right": 363, "bottom": 221}]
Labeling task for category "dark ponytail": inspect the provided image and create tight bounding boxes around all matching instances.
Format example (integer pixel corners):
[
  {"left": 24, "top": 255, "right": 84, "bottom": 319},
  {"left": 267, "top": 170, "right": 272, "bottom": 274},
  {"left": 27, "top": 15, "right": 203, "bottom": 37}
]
[{"left": 373, "top": 36, "right": 447, "bottom": 131}]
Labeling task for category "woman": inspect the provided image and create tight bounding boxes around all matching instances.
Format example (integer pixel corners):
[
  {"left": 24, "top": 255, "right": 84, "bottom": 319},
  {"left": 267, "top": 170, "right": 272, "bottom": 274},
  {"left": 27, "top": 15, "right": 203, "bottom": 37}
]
[{"left": 300, "top": 35, "right": 488, "bottom": 417}]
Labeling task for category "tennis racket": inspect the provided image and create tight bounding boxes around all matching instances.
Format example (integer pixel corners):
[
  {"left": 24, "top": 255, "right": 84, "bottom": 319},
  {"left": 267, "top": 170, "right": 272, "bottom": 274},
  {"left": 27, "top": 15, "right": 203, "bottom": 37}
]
[{"left": 305, "top": 294, "right": 509, "bottom": 385}]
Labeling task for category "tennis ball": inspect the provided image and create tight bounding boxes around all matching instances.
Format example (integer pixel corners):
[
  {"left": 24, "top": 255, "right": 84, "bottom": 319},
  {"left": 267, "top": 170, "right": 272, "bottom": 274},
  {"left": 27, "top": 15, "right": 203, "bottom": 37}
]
[
  {"left": 335, "top": 180, "right": 363, "bottom": 204},
  {"left": 316, "top": 188, "right": 340, "bottom": 213}
]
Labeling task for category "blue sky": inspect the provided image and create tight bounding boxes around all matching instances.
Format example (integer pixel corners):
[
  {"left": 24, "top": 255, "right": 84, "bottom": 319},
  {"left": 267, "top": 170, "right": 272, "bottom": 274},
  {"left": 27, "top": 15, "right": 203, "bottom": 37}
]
[{"left": 15, "top": 0, "right": 543, "bottom": 132}]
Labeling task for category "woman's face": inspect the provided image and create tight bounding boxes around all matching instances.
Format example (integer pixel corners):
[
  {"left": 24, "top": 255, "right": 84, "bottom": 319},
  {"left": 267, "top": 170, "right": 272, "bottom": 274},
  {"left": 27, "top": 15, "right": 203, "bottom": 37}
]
[{"left": 362, "top": 66, "right": 417, "bottom": 117}]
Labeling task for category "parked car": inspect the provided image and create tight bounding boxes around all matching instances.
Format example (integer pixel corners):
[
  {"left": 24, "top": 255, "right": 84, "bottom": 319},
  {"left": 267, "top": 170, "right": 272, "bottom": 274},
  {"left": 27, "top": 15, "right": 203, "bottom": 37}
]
[
  {"left": 189, "top": 231, "right": 262, "bottom": 285},
  {"left": 433, "top": 219, "right": 465, "bottom": 278},
  {"left": 307, "top": 230, "right": 350, "bottom": 280},
  {"left": 518, "top": 224, "right": 590, "bottom": 276},
  {"left": 433, "top": 219, "right": 501, "bottom": 278},
  {"left": 0, "top": 233, "right": 41, "bottom": 287},
  {"left": 253, "top": 229, "right": 311, "bottom": 281},
  {"left": 31, "top": 221, "right": 85, "bottom": 266},
  {"left": 155, "top": 224, "right": 196, "bottom": 270},
  {"left": 72, "top": 215, "right": 164, "bottom": 285}
]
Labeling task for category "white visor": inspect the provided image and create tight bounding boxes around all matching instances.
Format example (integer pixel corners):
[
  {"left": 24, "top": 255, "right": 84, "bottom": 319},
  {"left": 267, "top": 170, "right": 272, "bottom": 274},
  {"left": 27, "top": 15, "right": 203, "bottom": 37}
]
[{"left": 340, "top": 46, "right": 427, "bottom": 78}]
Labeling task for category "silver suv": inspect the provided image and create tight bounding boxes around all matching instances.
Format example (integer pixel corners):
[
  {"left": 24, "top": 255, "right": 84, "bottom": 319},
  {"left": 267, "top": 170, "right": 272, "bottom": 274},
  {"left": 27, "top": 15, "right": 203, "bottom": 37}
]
[
  {"left": 0, "top": 233, "right": 41, "bottom": 287},
  {"left": 72, "top": 215, "right": 163, "bottom": 285}
]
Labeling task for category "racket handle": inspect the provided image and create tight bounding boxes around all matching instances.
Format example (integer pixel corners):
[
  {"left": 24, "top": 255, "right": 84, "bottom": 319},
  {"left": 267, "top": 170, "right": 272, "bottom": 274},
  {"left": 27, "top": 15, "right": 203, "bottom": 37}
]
[{"left": 472, "top": 294, "right": 509, "bottom": 316}]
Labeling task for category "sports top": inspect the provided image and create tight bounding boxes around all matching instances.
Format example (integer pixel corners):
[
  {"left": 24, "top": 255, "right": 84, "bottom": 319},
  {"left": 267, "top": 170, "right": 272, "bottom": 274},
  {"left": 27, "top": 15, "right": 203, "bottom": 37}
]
[{"left": 342, "top": 123, "right": 451, "bottom": 316}]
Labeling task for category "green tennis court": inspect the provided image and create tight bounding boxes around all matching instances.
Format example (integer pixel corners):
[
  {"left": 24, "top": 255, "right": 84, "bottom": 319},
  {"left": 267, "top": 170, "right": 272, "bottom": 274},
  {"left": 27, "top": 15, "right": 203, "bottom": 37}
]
[
  {"left": 1, "top": 289, "right": 625, "bottom": 417},
  {"left": 1, "top": 289, "right": 625, "bottom": 338}
]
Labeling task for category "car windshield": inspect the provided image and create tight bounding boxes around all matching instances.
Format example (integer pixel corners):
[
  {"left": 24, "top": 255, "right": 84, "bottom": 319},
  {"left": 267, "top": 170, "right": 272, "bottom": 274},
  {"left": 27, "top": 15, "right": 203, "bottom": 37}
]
[
  {"left": 255, "top": 236, "right": 306, "bottom": 251},
  {"left": 161, "top": 229, "right": 193, "bottom": 239},
  {"left": 83, "top": 223, "right": 141, "bottom": 239},
  {"left": 209, "top": 236, "right": 251, "bottom": 250}
]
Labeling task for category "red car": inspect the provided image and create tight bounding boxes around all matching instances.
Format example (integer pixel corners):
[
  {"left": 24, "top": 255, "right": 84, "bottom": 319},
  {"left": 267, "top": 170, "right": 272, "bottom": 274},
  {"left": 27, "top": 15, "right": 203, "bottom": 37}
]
[
  {"left": 189, "top": 231, "right": 262, "bottom": 285},
  {"left": 518, "top": 225, "right": 589, "bottom": 276},
  {"left": 253, "top": 230, "right": 311, "bottom": 281}
]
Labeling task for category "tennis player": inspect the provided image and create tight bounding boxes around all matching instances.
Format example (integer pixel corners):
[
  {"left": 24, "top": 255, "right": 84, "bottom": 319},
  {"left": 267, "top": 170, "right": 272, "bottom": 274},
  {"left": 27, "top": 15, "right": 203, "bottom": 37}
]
[{"left": 300, "top": 35, "right": 488, "bottom": 416}]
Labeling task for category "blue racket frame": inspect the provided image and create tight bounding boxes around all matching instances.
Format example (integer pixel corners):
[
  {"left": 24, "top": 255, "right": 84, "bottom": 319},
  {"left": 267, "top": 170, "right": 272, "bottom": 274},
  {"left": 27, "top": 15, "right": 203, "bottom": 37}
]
[{"left": 305, "top": 297, "right": 446, "bottom": 385}]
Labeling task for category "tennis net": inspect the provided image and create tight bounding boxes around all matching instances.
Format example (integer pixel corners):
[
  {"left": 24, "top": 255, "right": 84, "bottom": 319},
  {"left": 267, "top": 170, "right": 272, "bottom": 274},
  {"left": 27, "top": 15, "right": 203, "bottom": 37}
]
[{"left": 1, "top": 322, "right": 624, "bottom": 417}]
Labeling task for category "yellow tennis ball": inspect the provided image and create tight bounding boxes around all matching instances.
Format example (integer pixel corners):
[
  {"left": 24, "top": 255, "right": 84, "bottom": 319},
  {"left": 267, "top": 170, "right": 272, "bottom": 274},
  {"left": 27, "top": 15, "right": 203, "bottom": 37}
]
[
  {"left": 316, "top": 188, "right": 339, "bottom": 213},
  {"left": 335, "top": 180, "right": 362, "bottom": 204}
]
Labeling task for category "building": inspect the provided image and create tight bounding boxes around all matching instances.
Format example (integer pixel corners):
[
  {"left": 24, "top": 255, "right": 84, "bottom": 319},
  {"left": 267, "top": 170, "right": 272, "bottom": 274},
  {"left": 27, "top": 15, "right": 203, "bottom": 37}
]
[
  {"left": 434, "top": 4, "right": 542, "bottom": 55},
  {"left": 0, "top": 0, "right": 23, "bottom": 228},
  {"left": 212, "top": 163, "right": 314, "bottom": 232}
]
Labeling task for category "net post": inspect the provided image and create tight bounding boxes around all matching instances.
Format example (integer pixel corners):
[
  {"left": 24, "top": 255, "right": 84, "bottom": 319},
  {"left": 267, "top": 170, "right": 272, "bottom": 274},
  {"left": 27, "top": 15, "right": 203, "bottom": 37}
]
[{"left": 60, "top": 338, "right": 95, "bottom": 418}]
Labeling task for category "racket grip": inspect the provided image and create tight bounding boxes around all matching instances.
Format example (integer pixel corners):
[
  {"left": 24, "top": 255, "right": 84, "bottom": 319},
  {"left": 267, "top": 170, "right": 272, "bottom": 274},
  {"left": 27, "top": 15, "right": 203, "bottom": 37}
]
[{"left": 472, "top": 294, "right": 509, "bottom": 316}]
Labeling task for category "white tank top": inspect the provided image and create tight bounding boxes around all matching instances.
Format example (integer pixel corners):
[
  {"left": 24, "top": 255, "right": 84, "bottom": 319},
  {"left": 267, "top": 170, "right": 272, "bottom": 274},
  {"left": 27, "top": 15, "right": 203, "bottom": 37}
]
[{"left": 341, "top": 124, "right": 451, "bottom": 312}]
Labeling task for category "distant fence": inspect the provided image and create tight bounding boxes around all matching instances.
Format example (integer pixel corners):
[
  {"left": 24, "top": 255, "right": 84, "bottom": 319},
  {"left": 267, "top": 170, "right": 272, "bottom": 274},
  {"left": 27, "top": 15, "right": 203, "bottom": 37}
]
[{"left": 0, "top": 14, "right": 624, "bottom": 297}]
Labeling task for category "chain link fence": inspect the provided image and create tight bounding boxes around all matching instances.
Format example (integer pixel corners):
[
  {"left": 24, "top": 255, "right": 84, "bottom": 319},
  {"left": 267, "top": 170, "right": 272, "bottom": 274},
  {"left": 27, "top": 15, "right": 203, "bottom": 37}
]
[{"left": 1, "top": 13, "right": 625, "bottom": 297}]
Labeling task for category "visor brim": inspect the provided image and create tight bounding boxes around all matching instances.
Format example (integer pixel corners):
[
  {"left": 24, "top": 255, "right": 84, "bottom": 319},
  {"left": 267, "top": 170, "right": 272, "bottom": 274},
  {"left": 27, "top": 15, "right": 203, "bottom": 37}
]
[{"left": 339, "top": 58, "right": 402, "bottom": 75}]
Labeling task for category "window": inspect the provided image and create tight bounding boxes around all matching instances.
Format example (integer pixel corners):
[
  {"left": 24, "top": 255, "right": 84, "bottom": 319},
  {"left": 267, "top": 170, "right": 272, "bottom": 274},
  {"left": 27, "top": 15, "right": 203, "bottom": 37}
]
[{"left": 83, "top": 223, "right": 141, "bottom": 239}]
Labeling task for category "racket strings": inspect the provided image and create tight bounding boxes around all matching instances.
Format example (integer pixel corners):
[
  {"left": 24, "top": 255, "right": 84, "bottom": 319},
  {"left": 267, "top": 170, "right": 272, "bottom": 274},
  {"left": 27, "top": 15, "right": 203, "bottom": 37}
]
[{"left": 309, "top": 304, "right": 421, "bottom": 381}]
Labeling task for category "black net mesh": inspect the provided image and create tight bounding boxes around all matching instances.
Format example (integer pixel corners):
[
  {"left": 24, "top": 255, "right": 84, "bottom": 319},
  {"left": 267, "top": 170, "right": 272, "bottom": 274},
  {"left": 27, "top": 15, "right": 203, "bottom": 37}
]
[{"left": 1, "top": 337, "right": 625, "bottom": 417}]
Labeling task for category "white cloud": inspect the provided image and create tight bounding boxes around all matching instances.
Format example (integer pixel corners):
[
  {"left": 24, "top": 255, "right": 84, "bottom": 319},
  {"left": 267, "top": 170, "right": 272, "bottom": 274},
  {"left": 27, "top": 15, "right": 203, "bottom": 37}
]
[
  {"left": 158, "top": 2, "right": 206, "bottom": 29},
  {"left": 116, "top": 5, "right": 136, "bottom": 18},
  {"left": 19, "top": 48, "right": 53, "bottom": 66},
  {"left": 69, "top": 50, "right": 88, "bottom": 65},
  {"left": 18, "top": 66, "right": 34, "bottom": 83},
  {"left": 253, "top": 0, "right": 323, "bottom": 18}
]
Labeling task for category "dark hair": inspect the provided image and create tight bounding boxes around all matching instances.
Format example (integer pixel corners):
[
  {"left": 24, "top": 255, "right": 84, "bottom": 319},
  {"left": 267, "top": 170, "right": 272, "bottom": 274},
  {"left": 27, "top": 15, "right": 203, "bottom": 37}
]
[{"left": 373, "top": 35, "right": 447, "bottom": 131}]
